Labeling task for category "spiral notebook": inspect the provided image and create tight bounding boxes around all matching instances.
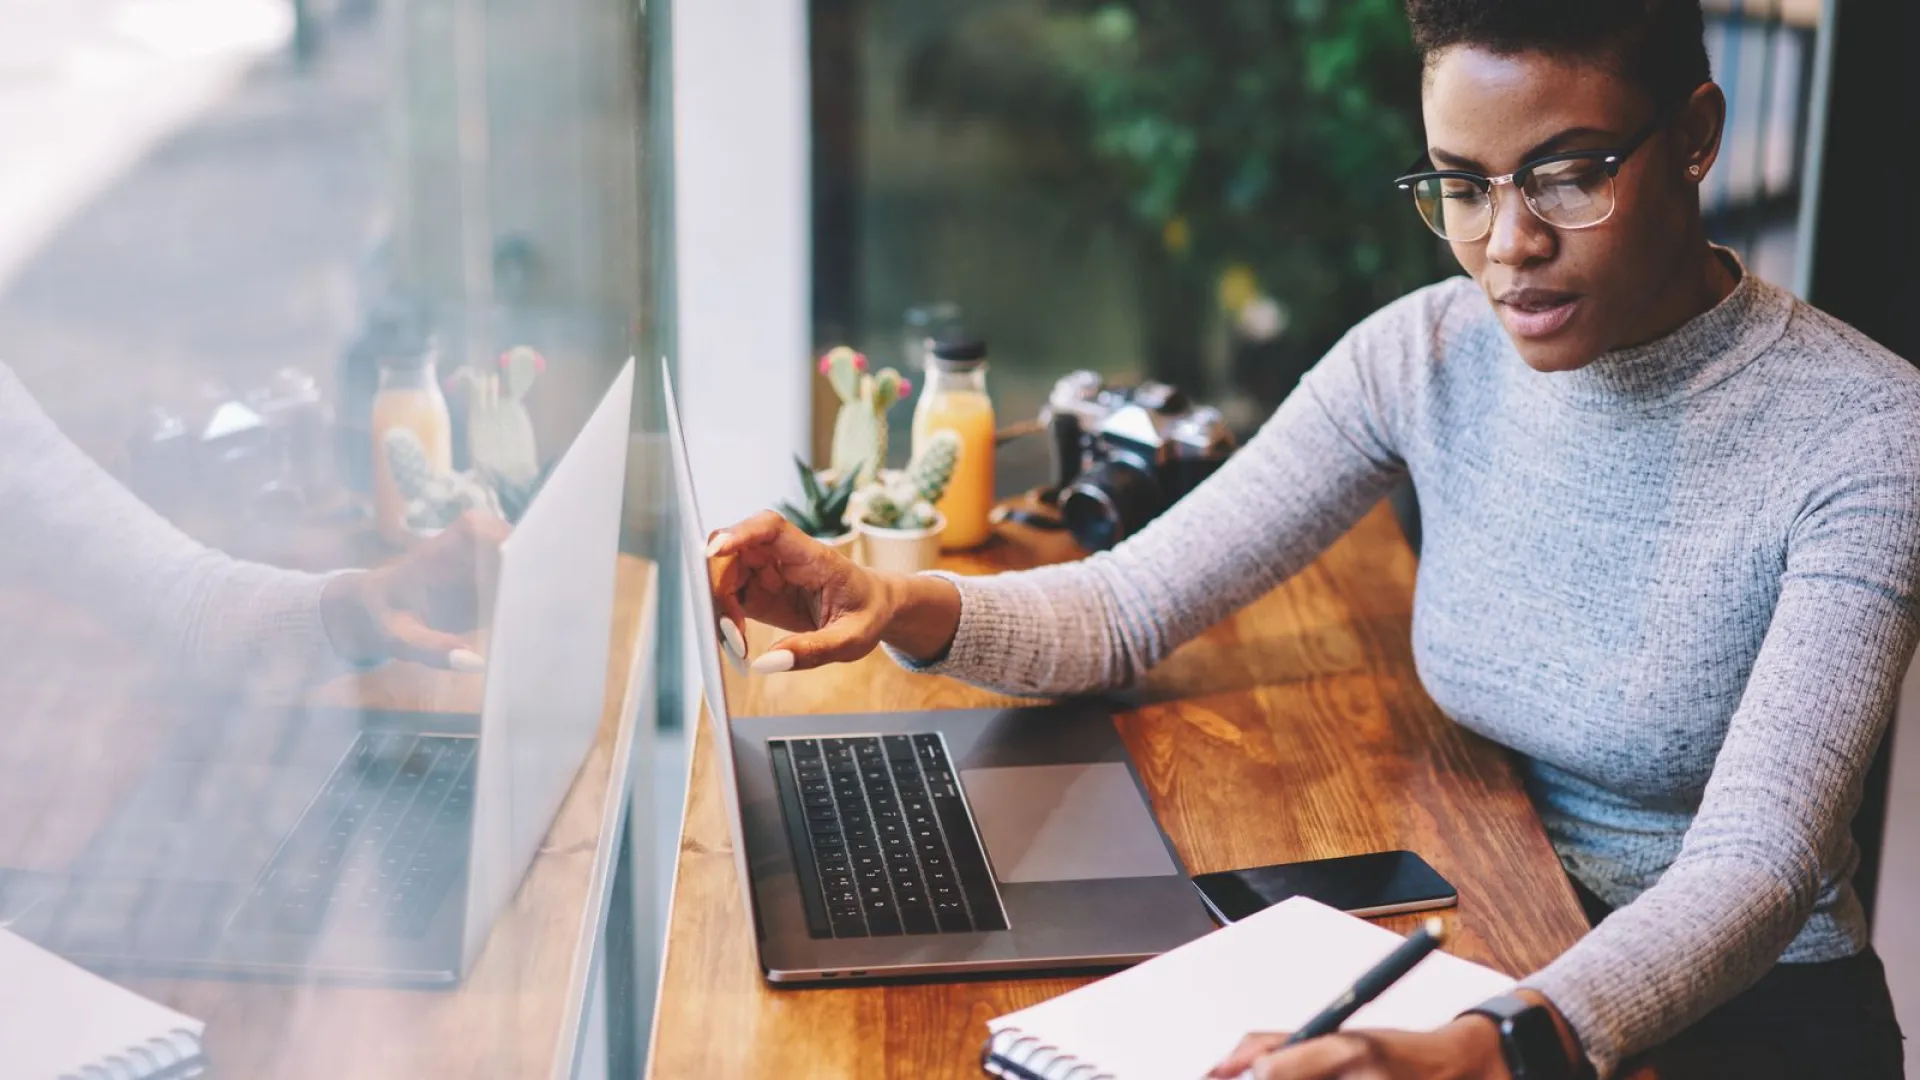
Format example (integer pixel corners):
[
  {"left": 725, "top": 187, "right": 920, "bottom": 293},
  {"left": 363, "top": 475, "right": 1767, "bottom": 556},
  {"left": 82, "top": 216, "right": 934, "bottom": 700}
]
[
  {"left": 981, "top": 897, "right": 1515, "bottom": 1080},
  {"left": 0, "top": 928, "right": 206, "bottom": 1080}
]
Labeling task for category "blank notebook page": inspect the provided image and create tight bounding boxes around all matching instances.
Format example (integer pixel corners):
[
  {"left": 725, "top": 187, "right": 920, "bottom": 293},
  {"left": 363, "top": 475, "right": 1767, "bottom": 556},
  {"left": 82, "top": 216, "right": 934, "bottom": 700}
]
[
  {"left": 988, "top": 896, "right": 1516, "bottom": 1079},
  {"left": 0, "top": 928, "right": 205, "bottom": 1079}
]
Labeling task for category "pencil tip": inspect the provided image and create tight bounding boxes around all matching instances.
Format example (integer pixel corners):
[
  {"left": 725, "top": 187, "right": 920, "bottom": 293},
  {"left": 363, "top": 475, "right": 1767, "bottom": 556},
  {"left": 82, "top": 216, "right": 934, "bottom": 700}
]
[{"left": 1425, "top": 917, "right": 1446, "bottom": 940}]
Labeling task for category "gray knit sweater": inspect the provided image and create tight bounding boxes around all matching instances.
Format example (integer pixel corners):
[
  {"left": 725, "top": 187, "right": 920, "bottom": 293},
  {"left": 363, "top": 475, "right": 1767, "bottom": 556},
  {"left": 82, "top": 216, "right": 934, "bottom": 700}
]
[
  {"left": 894, "top": 254, "right": 1920, "bottom": 1075},
  {"left": 0, "top": 361, "right": 342, "bottom": 681}
]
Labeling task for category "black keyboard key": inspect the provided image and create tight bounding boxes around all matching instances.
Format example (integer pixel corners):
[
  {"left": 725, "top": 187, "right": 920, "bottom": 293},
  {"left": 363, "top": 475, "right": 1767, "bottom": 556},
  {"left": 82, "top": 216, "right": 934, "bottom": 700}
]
[
  {"left": 933, "top": 899, "right": 971, "bottom": 933},
  {"left": 902, "top": 905, "right": 939, "bottom": 934},
  {"left": 830, "top": 913, "right": 869, "bottom": 938},
  {"left": 865, "top": 903, "right": 903, "bottom": 936}
]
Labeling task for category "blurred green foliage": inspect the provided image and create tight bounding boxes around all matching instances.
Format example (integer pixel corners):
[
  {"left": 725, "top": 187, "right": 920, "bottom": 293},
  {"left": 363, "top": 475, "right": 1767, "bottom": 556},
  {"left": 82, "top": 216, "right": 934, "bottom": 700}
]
[{"left": 893, "top": 0, "right": 1447, "bottom": 388}]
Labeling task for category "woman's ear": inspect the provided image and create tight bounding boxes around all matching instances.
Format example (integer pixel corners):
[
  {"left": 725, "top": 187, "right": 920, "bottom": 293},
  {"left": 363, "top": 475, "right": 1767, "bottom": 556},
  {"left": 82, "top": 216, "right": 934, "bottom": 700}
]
[{"left": 1676, "top": 81, "right": 1727, "bottom": 184}]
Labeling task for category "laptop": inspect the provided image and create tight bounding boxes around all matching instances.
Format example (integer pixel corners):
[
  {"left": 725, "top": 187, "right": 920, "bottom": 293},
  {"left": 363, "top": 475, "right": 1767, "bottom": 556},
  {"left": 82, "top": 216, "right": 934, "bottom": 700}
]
[
  {"left": 0, "top": 360, "right": 634, "bottom": 986},
  {"left": 662, "top": 362, "right": 1215, "bottom": 982}
]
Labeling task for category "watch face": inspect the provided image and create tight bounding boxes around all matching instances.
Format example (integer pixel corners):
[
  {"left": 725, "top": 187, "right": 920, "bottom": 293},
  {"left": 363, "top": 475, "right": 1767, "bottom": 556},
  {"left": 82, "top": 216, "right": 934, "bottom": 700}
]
[{"left": 1502, "top": 1005, "right": 1569, "bottom": 1080}]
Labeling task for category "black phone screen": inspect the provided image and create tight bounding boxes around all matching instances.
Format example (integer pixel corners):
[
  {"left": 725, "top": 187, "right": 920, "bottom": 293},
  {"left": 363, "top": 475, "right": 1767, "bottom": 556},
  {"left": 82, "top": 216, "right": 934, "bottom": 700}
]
[{"left": 1190, "top": 850, "right": 1457, "bottom": 923}]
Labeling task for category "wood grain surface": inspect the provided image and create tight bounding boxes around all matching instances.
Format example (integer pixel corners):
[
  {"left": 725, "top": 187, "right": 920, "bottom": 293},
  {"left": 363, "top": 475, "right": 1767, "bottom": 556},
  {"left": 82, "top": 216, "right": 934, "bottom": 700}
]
[
  {"left": 0, "top": 556, "right": 656, "bottom": 1080},
  {"left": 649, "top": 504, "right": 1592, "bottom": 1079}
]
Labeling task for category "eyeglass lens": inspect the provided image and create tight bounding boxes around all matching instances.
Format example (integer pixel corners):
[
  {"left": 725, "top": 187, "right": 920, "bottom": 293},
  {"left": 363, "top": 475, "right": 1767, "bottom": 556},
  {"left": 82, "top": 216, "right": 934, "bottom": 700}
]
[{"left": 1410, "top": 157, "right": 1617, "bottom": 241}]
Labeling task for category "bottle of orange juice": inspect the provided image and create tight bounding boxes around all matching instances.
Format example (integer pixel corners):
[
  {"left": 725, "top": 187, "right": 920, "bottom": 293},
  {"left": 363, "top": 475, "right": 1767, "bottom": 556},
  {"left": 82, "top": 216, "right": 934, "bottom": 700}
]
[
  {"left": 371, "top": 342, "right": 452, "bottom": 546},
  {"left": 911, "top": 336, "right": 995, "bottom": 550}
]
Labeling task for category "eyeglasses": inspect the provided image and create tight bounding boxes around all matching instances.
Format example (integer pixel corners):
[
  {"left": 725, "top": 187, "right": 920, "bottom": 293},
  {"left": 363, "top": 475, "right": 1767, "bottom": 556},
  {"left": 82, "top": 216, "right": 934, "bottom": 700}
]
[{"left": 1393, "top": 117, "right": 1666, "bottom": 242}]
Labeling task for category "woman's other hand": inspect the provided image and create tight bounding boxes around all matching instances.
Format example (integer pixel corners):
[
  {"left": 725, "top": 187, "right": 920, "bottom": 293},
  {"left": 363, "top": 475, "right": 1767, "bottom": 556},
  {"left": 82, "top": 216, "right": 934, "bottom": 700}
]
[{"left": 1205, "top": 1020, "right": 1510, "bottom": 1080}]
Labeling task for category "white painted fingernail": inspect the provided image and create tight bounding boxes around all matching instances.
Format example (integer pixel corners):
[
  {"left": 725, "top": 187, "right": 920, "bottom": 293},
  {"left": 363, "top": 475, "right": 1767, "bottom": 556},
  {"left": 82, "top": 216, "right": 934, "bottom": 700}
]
[
  {"left": 750, "top": 649, "right": 795, "bottom": 675},
  {"left": 719, "top": 618, "right": 746, "bottom": 659},
  {"left": 448, "top": 648, "right": 486, "bottom": 673},
  {"left": 723, "top": 638, "right": 748, "bottom": 675},
  {"left": 704, "top": 532, "right": 731, "bottom": 558}
]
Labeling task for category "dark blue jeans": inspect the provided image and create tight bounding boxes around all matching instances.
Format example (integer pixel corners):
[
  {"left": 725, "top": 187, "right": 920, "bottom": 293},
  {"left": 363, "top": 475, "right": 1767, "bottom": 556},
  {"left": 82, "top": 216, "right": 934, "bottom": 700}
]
[{"left": 1575, "top": 880, "right": 1905, "bottom": 1079}]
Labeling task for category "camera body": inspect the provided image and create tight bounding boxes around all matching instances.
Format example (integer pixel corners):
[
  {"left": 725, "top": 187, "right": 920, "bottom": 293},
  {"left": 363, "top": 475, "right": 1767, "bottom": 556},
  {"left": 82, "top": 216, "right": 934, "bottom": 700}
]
[
  {"left": 1043, "top": 371, "right": 1235, "bottom": 551},
  {"left": 126, "top": 368, "right": 333, "bottom": 523}
]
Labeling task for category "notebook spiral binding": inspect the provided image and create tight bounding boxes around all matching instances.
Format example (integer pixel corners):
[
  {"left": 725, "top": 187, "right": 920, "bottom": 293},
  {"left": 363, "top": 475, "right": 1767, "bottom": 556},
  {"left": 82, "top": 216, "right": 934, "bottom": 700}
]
[
  {"left": 69, "top": 1027, "right": 204, "bottom": 1080},
  {"left": 980, "top": 1028, "right": 1115, "bottom": 1080}
]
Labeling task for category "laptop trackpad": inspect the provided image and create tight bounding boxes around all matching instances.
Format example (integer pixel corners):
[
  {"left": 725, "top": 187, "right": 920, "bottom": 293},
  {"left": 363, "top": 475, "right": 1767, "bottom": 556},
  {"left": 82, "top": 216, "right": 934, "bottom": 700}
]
[{"left": 960, "top": 763, "right": 1179, "bottom": 883}]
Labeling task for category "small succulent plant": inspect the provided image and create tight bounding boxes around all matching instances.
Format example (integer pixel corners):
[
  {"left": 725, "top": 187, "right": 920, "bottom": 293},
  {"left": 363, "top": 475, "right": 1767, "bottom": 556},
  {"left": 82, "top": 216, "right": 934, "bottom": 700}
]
[
  {"left": 777, "top": 456, "right": 862, "bottom": 539},
  {"left": 858, "top": 430, "right": 960, "bottom": 532}
]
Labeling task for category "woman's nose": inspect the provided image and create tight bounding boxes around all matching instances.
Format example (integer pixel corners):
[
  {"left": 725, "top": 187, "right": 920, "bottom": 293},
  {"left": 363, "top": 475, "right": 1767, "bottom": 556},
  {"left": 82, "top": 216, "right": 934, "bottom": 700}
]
[{"left": 1484, "top": 185, "right": 1557, "bottom": 267}]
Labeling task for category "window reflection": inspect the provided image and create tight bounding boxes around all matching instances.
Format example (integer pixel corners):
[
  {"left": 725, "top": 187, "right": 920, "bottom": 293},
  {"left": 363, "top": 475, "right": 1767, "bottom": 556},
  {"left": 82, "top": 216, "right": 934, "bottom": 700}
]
[{"left": 0, "top": 0, "right": 664, "bottom": 1073}]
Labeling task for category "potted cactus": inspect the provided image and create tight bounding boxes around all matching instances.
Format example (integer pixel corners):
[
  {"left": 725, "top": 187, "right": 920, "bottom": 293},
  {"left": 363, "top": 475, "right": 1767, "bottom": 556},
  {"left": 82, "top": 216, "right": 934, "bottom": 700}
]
[
  {"left": 777, "top": 456, "right": 862, "bottom": 554},
  {"left": 855, "top": 430, "right": 961, "bottom": 574},
  {"left": 820, "top": 346, "right": 909, "bottom": 488}
]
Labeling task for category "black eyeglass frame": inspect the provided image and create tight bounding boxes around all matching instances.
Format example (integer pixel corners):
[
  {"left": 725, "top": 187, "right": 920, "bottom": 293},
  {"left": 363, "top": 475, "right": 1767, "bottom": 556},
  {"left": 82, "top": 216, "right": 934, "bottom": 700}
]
[{"left": 1392, "top": 115, "right": 1669, "bottom": 239}]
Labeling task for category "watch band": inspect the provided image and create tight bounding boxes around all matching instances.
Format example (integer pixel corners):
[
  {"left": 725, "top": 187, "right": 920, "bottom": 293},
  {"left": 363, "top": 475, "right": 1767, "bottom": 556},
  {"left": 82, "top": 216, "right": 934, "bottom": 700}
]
[{"left": 1462, "top": 994, "right": 1586, "bottom": 1080}]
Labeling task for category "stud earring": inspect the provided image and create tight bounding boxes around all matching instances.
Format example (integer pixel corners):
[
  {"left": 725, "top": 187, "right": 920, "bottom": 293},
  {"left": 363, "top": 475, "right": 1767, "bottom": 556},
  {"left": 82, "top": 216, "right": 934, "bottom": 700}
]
[{"left": 1688, "top": 164, "right": 1702, "bottom": 177}]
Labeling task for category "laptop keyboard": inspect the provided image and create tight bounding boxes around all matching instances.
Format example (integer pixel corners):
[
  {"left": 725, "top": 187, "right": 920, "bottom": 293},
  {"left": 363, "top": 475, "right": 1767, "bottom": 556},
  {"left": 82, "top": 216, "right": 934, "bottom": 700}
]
[
  {"left": 232, "top": 732, "right": 476, "bottom": 939},
  {"left": 770, "top": 734, "right": 1008, "bottom": 938}
]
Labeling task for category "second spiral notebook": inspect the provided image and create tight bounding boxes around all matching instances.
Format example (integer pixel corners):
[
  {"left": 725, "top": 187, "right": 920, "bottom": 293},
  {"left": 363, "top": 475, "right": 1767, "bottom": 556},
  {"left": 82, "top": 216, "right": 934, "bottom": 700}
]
[
  {"left": 981, "top": 896, "right": 1514, "bottom": 1080},
  {"left": 0, "top": 927, "right": 206, "bottom": 1079}
]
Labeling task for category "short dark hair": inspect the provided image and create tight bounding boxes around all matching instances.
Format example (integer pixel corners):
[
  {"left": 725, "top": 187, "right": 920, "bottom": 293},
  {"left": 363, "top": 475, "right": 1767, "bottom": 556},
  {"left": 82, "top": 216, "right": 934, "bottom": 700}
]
[{"left": 1404, "top": 0, "right": 1712, "bottom": 109}]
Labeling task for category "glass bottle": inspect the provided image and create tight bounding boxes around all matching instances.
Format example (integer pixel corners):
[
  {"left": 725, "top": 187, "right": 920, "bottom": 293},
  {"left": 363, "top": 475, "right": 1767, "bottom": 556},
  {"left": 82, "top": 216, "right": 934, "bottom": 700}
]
[
  {"left": 911, "top": 336, "right": 995, "bottom": 550},
  {"left": 371, "top": 341, "right": 452, "bottom": 546}
]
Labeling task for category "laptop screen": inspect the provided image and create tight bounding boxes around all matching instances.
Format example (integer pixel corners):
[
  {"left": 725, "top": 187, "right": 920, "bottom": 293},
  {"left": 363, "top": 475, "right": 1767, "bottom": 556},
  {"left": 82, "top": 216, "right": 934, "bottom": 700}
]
[
  {"left": 661, "top": 364, "right": 735, "bottom": 730},
  {"left": 659, "top": 361, "right": 759, "bottom": 930}
]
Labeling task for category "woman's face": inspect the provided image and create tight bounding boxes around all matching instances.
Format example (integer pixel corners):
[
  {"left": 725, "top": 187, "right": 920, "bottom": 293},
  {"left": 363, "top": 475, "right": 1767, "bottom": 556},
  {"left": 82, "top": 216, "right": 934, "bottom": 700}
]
[{"left": 1420, "top": 46, "right": 1717, "bottom": 372}]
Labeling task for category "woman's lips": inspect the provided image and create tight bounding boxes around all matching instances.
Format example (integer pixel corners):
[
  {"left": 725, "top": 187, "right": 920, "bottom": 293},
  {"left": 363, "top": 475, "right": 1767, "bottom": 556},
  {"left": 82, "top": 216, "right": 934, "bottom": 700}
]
[{"left": 1497, "top": 289, "right": 1582, "bottom": 339}]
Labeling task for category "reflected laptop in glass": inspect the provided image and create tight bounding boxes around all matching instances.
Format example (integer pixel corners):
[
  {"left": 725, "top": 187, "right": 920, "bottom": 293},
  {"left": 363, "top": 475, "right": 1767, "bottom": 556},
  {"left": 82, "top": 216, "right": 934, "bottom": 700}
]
[
  {"left": 0, "top": 361, "right": 633, "bottom": 986},
  {"left": 661, "top": 361, "right": 1213, "bottom": 982}
]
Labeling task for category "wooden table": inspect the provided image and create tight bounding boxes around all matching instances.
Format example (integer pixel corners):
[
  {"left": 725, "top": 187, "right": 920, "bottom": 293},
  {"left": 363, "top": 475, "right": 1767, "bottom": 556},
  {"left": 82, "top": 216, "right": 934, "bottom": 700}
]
[
  {"left": 0, "top": 556, "right": 658, "bottom": 1079},
  {"left": 649, "top": 505, "right": 1592, "bottom": 1077}
]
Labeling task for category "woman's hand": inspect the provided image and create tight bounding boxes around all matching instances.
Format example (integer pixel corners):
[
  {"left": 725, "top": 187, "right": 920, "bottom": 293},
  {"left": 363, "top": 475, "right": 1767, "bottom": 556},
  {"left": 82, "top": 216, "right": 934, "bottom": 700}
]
[
  {"left": 705, "top": 511, "right": 900, "bottom": 673},
  {"left": 1206, "top": 1019, "right": 1509, "bottom": 1080},
  {"left": 322, "top": 510, "right": 509, "bottom": 669}
]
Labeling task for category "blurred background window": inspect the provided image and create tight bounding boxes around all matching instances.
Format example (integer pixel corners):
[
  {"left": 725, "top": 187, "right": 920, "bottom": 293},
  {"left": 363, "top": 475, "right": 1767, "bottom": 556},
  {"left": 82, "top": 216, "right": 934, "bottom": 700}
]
[{"left": 810, "top": 0, "right": 1831, "bottom": 467}]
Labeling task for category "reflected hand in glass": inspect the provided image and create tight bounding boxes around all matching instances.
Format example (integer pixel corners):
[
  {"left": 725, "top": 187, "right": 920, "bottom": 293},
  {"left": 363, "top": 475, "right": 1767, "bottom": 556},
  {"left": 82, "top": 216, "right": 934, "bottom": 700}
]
[
  {"left": 1393, "top": 116, "right": 1666, "bottom": 242},
  {"left": 321, "top": 511, "right": 510, "bottom": 669}
]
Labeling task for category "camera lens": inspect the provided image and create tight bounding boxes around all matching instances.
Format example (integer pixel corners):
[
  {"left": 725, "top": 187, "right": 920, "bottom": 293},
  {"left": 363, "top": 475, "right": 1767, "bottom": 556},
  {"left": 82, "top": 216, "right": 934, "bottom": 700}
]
[{"left": 1062, "top": 460, "right": 1162, "bottom": 552}]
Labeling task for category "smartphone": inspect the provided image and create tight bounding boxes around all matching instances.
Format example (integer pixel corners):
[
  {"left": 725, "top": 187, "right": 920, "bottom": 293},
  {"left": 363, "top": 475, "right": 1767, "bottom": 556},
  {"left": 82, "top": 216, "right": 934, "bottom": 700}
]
[{"left": 1190, "top": 850, "right": 1457, "bottom": 924}]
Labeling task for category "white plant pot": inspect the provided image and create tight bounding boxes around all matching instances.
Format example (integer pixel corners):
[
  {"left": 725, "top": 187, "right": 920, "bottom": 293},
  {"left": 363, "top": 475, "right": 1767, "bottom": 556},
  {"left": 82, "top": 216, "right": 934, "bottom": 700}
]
[{"left": 856, "top": 512, "right": 946, "bottom": 575}]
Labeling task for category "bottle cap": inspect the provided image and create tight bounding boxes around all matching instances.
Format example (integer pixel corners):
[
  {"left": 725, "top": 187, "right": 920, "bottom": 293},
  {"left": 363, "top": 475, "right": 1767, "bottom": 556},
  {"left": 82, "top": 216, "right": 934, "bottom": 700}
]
[{"left": 929, "top": 335, "right": 988, "bottom": 370}]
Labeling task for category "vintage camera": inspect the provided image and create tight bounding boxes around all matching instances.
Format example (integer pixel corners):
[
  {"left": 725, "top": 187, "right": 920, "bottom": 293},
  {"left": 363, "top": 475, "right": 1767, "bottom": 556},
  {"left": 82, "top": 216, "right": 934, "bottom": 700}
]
[
  {"left": 1043, "top": 371, "right": 1236, "bottom": 552},
  {"left": 126, "top": 367, "right": 333, "bottom": 522}
]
